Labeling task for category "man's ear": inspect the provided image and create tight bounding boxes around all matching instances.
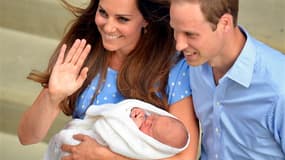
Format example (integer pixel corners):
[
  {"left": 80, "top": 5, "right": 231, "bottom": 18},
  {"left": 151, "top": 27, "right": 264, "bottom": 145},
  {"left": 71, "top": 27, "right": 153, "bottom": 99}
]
[{"left": 218, "top": 13, "right": 233, "bottom": 32}]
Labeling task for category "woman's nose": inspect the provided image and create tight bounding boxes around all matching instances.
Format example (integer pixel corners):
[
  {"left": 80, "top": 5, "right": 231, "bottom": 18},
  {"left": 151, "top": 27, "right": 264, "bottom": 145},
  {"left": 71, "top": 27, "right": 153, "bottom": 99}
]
[{"left": 103, "top": 19, "right": 117, "bottom": 33}]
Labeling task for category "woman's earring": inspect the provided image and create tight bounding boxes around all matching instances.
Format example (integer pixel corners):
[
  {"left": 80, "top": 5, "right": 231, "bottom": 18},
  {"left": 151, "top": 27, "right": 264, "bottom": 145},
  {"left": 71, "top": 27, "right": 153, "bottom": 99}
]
[{"left": 143, "top": 27, "right": 147, "bottom": 34}]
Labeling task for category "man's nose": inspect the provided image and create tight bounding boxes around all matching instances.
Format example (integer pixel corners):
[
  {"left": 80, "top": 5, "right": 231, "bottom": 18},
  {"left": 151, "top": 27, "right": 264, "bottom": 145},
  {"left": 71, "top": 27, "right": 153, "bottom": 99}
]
[{"left": 175, "top": 33, "right": 188, "bottom": 51}]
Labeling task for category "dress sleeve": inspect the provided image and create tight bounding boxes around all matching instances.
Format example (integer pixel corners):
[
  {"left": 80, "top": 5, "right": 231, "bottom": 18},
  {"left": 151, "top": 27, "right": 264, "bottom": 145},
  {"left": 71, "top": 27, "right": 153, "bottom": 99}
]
[{"left": 166, "top": 58, "right": 192, "bottom": 105}]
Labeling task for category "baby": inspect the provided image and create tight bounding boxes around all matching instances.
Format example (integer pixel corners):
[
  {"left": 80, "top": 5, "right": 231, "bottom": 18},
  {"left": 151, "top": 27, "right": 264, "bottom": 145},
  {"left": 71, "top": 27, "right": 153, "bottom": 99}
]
[
  {"left": 44, "top": 99, "right": 190, "bottom": 160},
  {"left": 130, "top": 107, "right": 188, "bottom": 148}
]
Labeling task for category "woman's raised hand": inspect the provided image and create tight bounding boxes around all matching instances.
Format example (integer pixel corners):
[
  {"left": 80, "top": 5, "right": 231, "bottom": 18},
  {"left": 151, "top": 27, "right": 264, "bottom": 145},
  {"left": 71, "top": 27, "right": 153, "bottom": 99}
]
[{"left": 48, "top": 39, "right": 91, "bottom": 104}]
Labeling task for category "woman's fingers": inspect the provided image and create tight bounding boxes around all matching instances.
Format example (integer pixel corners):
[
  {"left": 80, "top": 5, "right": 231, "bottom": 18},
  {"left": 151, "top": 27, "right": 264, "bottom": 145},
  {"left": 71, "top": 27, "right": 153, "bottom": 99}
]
[
  {"left": 55, "top": 44, "right": 67, "bottom": 65},
  {"left": 64, "top": 39, "right": 81, "bottom": 63},
  {"left": 76, "top": 67, "right": 89, "bottom": 88},
  {"left": 73, "top": 133, "right": 90, "bottom": 142},
  {"left": 63, "top": 39, "right": 91, "bottom": 68},
  {"left": 70, "top": 39, "right": 87, "bottom": 65},
  {"left": 75, "top": 44, "right": 91, "bottom": 67},
  {"left": 61, "top": 143, "right": 74, "bottom": 153}
]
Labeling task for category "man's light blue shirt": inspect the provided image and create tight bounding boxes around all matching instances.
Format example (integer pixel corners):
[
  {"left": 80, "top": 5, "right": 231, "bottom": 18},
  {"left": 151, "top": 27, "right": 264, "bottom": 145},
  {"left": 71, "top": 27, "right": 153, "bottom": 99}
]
[{"left": 190, "top": 27, "right": 285, "bottom": 160}]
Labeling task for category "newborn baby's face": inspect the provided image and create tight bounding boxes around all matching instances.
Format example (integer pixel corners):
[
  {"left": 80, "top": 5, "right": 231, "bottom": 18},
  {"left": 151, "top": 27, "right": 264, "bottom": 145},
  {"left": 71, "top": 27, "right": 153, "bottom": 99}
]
[{"left": 130, "top": 107, "right": 161, "bottom": 138}]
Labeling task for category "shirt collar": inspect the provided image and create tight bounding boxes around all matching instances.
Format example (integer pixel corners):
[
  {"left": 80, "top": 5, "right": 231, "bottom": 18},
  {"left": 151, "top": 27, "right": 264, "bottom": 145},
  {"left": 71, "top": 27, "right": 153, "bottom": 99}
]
[{"left": 225, "top": 26, "right": 256, "bottom": 88}]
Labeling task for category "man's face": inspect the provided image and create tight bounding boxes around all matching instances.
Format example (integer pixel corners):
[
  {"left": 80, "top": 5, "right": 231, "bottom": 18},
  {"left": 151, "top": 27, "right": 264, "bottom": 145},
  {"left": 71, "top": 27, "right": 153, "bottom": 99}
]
[{"left": 170, "top": 1, "right": 225, "bottom": 67}]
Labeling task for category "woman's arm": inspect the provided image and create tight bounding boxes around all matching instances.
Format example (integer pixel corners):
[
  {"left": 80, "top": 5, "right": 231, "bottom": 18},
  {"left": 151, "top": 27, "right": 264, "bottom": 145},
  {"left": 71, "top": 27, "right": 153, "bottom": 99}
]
[
  {"left": 18, "top": 88, "right": 62, "bottom": 144},
  {"left": 18, "top": 39, "right": 91, "bottom": 144},
  {"left": 165, "top": 96, "right": 200, "bottom": 160}
]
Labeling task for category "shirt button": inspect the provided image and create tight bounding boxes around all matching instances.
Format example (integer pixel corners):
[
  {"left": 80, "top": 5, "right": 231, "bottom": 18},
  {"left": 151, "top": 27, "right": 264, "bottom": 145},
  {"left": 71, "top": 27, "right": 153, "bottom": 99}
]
[
  {"left": 215, "top": 154, "right": 219, "bottom": 159},
  {"left": 215, "top": 128, "right": 219, "bottom": 133},
  {"left": 216, "top": 102, "right": 220, "bottom": 106}
]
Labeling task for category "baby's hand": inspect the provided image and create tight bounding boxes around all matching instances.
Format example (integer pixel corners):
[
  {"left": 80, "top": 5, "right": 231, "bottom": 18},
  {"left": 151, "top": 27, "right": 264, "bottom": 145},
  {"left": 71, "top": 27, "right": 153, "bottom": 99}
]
[{"left": 130, "top": 107, "right": 146, "bottom": 128}]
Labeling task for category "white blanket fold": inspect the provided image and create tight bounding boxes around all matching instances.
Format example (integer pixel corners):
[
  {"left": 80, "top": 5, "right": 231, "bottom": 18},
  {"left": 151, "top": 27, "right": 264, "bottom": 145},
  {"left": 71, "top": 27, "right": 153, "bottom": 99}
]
[{"left": 44, "top": 99, "right": 190, "bottom": 160}]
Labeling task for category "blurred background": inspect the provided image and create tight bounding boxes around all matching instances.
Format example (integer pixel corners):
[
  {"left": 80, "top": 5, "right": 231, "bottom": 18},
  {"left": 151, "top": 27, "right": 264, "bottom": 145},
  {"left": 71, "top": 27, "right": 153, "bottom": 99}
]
[{"left": 0, "top": 0, "right": 284, "bottom": 159}]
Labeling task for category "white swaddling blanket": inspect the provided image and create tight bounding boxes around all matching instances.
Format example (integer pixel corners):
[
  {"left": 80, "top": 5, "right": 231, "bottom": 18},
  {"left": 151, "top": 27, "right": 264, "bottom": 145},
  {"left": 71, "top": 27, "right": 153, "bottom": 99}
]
[{"left": 44, "top": 99, "right": 190, "bottom": 160}]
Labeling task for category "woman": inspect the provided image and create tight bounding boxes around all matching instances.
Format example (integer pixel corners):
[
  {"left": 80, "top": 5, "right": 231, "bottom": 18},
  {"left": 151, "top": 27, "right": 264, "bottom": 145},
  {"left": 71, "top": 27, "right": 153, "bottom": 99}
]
[{"left": 18, "top": 0, "right": 199, "bottom": 159}]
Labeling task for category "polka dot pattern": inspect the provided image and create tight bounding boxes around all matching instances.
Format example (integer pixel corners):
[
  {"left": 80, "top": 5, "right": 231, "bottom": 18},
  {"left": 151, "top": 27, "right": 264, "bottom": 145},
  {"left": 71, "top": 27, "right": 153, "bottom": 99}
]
[{"left": 73, "top": 58, "right": 192, "bottom": 119}]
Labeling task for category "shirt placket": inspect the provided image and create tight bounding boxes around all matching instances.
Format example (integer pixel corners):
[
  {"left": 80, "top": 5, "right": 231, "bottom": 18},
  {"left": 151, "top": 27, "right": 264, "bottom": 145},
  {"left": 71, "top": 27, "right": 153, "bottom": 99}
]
[{"left": 211, "top": 81, "right": 226, "bottom": 160}]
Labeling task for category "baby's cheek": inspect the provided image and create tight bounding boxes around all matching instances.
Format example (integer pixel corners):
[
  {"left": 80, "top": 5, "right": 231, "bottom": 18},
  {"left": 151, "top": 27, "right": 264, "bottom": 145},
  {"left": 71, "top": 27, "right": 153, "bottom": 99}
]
[{"left": 140, "top": 123, "right": 153, "bottom": 137}]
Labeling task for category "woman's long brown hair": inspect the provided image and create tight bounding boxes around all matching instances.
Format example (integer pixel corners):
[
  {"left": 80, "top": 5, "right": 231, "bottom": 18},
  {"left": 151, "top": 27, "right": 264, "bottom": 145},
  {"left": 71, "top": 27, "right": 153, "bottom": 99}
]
[{"left": 27, "top": 0, "right": 178, "bottom": 116}]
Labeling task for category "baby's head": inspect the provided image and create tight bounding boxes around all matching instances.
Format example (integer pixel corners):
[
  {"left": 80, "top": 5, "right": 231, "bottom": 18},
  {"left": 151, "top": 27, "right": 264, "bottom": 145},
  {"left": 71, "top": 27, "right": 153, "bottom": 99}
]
[
  {"left": 130, "top": 107, "right": 189, "bottom": 148},
  {"left": 150, "top": 115, "right": 189, "bottom": 148}
]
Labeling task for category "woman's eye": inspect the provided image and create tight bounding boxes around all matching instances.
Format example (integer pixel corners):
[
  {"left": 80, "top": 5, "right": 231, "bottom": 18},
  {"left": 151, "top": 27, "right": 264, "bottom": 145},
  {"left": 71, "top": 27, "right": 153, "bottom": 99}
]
[
  {"left": 118, "top": 17, "right": 129, "bottom": 23},
  {"left": 98, "top": 9, "right": 108, "bottom": 17}
]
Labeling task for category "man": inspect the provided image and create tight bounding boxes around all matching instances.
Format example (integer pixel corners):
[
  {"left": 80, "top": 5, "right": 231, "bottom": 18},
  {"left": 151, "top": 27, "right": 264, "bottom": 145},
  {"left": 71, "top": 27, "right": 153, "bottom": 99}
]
[{"left": 169, "top": 0, "right": 285, "bottom": 159}]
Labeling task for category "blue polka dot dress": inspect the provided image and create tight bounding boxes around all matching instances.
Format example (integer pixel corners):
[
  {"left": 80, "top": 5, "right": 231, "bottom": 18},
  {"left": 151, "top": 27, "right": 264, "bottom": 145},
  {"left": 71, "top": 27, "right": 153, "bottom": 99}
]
[{"left": 73, "top": 58, "right": 191, "bottom": 119}]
